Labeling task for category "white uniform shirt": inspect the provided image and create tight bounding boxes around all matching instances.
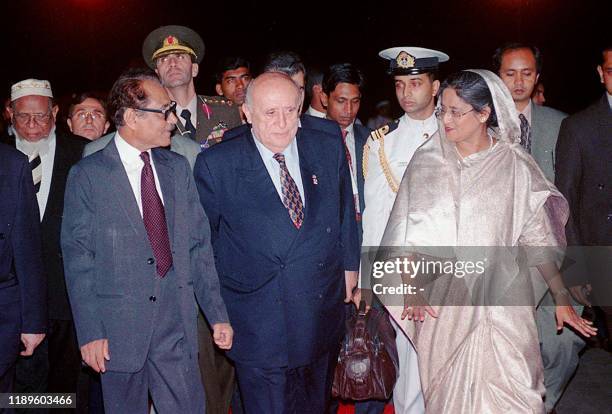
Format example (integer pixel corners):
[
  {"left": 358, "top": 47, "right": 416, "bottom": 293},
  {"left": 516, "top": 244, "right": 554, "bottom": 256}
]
[{"left": 362, "top": 112, "right": 438, "bottom": 247}]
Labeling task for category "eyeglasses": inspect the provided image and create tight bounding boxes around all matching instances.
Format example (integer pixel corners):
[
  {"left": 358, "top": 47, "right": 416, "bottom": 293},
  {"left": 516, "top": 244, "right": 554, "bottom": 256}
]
[
  {"left": 72, "top": 110, "right": 106, "bottom": 121},
  {"left": 133, "top": 101, "right": 176, "bottom": 120},
  {"left": 435, "top": 107, "right": 475, "bottom": 120},
  {"left": 13, "top": 111, "right": 53, "bottom": 125}
]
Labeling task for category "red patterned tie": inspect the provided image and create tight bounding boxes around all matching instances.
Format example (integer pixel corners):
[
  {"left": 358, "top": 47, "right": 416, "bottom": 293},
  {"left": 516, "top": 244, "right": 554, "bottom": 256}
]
[
  {"left": 273, "top": 153, "right": 304, "bottom": 229},
  {"left": 140, "top": 152, "right": 173, "bottom": 277}
]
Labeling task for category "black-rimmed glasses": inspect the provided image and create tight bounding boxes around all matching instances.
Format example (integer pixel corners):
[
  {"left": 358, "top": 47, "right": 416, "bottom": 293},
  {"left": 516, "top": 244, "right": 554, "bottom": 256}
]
[{"left": 133, "top": 101, "right": 177, "bottom": 120}]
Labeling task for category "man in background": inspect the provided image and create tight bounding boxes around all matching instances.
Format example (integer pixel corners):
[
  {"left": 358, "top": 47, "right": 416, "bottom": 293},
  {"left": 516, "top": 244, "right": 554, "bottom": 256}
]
[{"left": 66, "top": 92, "right": 110, "bottom": 140}]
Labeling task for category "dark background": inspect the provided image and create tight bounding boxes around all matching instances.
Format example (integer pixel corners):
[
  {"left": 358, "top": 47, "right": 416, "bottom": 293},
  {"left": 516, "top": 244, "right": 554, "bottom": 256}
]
[{"left": 2, "top": 0, "right": 610, "bottom": 119}]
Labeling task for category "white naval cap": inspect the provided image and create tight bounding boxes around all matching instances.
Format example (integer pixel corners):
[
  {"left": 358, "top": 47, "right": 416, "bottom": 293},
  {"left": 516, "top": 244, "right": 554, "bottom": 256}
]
[
  {"left": 10, "top": 79, "right": 54, "bottom": 101},
  {"left": 379, "top": 47, "right": 449, "bottom": 75}
]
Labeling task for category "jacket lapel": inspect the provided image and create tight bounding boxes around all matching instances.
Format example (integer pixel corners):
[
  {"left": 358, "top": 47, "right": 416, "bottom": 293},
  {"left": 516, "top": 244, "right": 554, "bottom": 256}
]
[
  {"left": 237, "top": 133, "right": 297, "bottom": 233},
  {"left": 296, "top": 129, "right": 322, "bottom": 226},
  {"left": 104, "top": 137, "right": 146, "bottom": 238}
]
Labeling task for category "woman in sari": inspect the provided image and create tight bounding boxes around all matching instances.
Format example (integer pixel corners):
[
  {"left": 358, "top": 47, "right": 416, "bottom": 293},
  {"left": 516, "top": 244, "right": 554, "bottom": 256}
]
[{"left": 378, "top": 70, "right": 596, "bottom": 413}]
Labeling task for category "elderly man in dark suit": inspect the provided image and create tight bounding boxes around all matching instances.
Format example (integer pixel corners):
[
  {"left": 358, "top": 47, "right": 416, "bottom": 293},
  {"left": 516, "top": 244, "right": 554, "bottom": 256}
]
[
  {"left": 61, "top": 68, "right": 232, "bottom": 413},
  {"left": 556, "top": 46, "right": 612, "bottom": 353},
  {"left": 0, "top": 143, "right": 46, "bottom": 395},
  {"left": 195, "top": 72, "right": 359, "bottom": 414},
  {"left": 1, "top": 79, "right": 87, "bottom": 404}
]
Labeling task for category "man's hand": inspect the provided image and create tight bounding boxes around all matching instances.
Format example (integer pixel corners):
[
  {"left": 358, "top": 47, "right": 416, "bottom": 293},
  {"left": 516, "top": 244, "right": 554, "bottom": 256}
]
[
  {"left": 344, "top": 270, "right": 358, "bottom": 305},
  {"left": 80, "top": 339, "right": 110, "bottom": 373},
  {"left": 212, "top": 323, "right": 233, "bottom": 350},
  {"left": 569, "top": 284, "right": 592, "bottom": 306},
  {"left": 20, "top": 333, "right": 45, "bottom": 356}
]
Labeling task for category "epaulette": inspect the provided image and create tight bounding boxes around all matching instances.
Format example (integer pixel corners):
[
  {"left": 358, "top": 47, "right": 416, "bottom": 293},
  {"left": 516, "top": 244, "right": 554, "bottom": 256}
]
[
  {"left": 363, "top": 118, "right": 402, "bottom": 193},
  {"left": 198, "top": 95, "right": 234, "bottom": 106},
  {"left": 369, "top": 118, "right": 400, "bottom": 141}
]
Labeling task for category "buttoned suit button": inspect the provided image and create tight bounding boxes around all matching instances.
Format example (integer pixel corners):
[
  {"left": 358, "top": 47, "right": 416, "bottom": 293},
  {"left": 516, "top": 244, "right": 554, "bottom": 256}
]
[
  {"left": 147, "top": 258, "right": 155, "bottom": 265},
  {"left": 598, "top": 183, "right": 605, "bottom": 190},
  {"left": 607, "top": 214, "right": 612, "bottom": 221},
  {"left": 149, "top": 296, "right": 156, "bottom": 302},
  {"left": 280, "top": 264, "right": 286, "bottom": 269},
  {"left": 318, "top": 263, "right": 324, "bottom": 268},
  {"left": 326, "top": 227, "right": 331, "bottom": 233}
]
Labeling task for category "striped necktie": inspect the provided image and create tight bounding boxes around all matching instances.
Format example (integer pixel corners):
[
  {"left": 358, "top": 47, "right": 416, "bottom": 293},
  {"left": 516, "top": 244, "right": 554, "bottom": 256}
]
[
  {"left": 29, "top": 152, "right": 42, "bottom": 193},
  {"left": 273, "top": 153, "right": 304, "bottom": 229},
  {"left": 518, "top": 114, "right": 532, "bottom": 153}
]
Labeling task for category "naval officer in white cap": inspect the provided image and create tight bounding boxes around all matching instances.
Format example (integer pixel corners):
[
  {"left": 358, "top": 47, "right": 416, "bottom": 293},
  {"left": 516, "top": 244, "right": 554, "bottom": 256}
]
[{"left": 360, "top": 47, "right": 448, "bottom": 414}]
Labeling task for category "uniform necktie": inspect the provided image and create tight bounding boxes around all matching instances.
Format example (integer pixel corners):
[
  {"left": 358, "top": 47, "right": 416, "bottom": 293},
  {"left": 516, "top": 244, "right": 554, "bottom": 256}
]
[
  {"left": 273, "top": 153, "right": 304, "bottom": 229},
  {"left": 341, "top": 129, "right": 361, "bottom": 221},
  {"left": 518, "top": 114, "right": 532, "bottom": 153},
  {"left": 180, "top": 109, "right": 197, "bottom": 138},
  {"left": 29, "top": 152, "right": 42, "bottom": 193},
  {"left": 140, "top": 152, "right": 173, "bottom": 277}
]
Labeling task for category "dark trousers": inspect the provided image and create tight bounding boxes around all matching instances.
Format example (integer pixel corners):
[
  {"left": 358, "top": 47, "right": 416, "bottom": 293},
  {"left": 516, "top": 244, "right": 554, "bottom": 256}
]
[
  {"left": 100, "top": 269, "right": 205, "bottom": 414},
  {"left": 235, "top": 351, "right": 338, "bottom": 414},
  {"left": 197, "top": 313, "right": 236, "bottom": 414},
  {"left": 14, "top": 319, "right": 81, "bottom": 414}
]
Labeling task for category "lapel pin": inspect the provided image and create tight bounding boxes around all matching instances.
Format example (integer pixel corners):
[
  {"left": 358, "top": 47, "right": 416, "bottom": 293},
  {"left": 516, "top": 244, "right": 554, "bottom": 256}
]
[{"left": 312, "top": 174, "right": 318, "bottom": 185}]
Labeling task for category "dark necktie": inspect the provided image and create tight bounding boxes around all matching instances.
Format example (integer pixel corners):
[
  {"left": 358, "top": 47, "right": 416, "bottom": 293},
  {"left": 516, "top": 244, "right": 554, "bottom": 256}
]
[
  {"left": 273, "top": 153, "right": 304, "bottom": 229},
  {"left": 29, "top": 152, "right": 42, "bottom": 193},
  {"left": 180, "top": 109, "right": 197, "bottom": 138},
  {"left": 518, "top": 113, "right": 532, "bottom": 153},
  {"left": 341, "top": 129, "right": 353, "bottom": 172},
  {"left": 140, "top": 152, "right": 173, "bottom": 277}
]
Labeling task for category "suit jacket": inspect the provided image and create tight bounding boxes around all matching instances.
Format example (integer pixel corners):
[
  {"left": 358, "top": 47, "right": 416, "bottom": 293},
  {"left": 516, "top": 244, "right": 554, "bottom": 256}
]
[
  {"left": 61, "top": 137, "right": 228, "bottom": 372},
  {"left": 0, "top": 130, "right": 87, "bottom": 320},
  {"left": 194, "top": 128, "right": 359, "bottom": 369},
  {"left": 84, "top": 132, "right": 201, "bottom": 169},
  {"left": 531, "top": 104, "right": 567, "bottom": 182},
  {"left": 555, "top": 94, "right": 612, "bottom": 247},
  {"left": 174, "top": 95, "right": 242, "bottom": 147},
  {"left": 222, "top": 114, "right": 342, "bottom": 142},
  {"left": 0, "top": 144, "right": 46, "bottom": 361}
]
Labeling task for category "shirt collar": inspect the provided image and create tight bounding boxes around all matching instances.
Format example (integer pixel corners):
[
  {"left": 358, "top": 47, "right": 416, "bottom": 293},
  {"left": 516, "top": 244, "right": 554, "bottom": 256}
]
[
  {"left": 519, "top": 99, "right": 533, "bottom": 124},
  {"left": 252, "top": 128, "right": 299, "bottom": 162},
  {"left": 176, "top": 95, "right": 198, "bottom": 118},
  {"left": 114, "top": 131, "right": 149, "bottom": 167},
  {"left": 607, "top": 92, "right": 612, "bottom": 110}
]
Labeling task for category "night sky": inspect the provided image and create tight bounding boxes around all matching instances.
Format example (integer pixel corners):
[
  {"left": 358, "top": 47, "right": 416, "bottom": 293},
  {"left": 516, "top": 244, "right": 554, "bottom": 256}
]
[{"left": 2, "top": 0, "right": 609, "bottom": 118}]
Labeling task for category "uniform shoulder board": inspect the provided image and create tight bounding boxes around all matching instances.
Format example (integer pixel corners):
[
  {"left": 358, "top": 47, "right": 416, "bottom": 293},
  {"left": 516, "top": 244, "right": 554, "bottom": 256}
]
[
  {"left": 369, "top": 118, "right": 400, "bottom": 141},
  {"left": 198, "top": 95, "right": 234, "bottom": 106}
]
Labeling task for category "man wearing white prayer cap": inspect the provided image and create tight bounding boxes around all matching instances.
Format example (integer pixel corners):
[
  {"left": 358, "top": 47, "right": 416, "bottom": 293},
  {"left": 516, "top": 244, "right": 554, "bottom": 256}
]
[
  {"left": 3, "top": 78, "right": 87, "bottom": 402},
  {"left": 359, "top": 47, "right": 448, "bottom": 414}
]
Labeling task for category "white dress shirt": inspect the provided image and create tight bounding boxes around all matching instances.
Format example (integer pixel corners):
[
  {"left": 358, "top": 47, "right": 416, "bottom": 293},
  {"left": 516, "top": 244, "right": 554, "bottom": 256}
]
[
  {"left": 176, "top": 95, "right": 198, "bottom": 128},
  {"left": 15, "top": 127, "right": 56, "bottom": 220},
  {"left": 114, "top": 133, "right": 165, "bottom": 216},
  {"left": 305, "top": 105, "right": 326, "bottom": 118},
  {"left": 253, "top": 131, "right": 305, "bottom": 205},
  {"left": 607, "top": 92, "right": 612, "bottom": 109}
]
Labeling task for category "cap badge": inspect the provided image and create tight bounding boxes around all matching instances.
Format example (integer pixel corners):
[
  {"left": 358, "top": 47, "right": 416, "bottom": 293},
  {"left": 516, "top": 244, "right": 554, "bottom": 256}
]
[
  {"left": 396, "top": 51, "right": 415, "bottom": 69},
  {"left": 166, "top": 36, "right": 175, "bottom": 45}
]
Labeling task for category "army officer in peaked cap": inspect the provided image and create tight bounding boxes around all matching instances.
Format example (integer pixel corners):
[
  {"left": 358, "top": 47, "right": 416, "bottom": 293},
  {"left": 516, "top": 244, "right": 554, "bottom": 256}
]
[{"left": 143, "top": 25, "right": 242, "bottom": 150}]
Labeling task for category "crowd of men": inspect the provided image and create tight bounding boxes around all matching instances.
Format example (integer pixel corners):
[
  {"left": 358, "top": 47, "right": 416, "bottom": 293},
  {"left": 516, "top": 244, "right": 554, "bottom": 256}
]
[{"left": 0, "top": 23, "right": 610, "bottom": 414}]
